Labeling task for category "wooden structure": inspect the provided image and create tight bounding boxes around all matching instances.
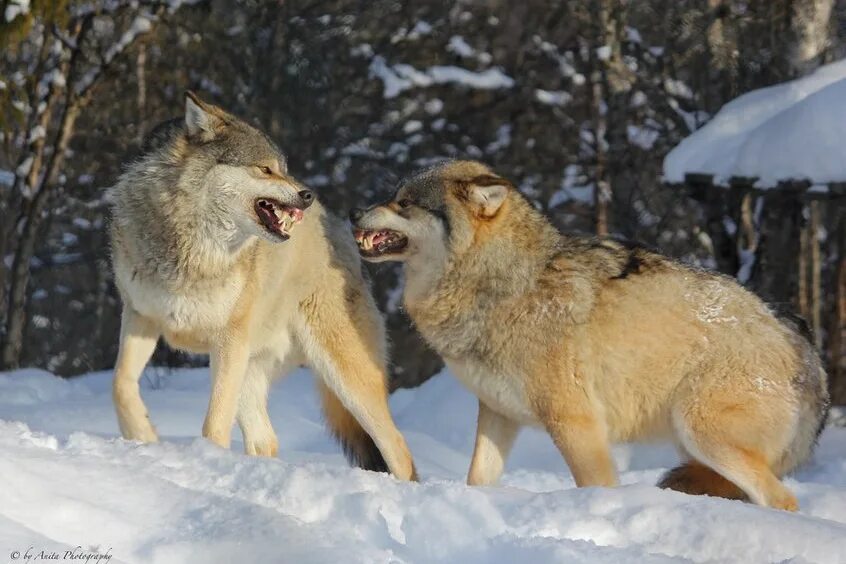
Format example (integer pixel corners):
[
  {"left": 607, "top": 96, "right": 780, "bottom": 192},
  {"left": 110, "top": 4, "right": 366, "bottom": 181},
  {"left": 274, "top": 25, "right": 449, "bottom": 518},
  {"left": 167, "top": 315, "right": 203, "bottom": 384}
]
[{"left": 672, "top": 173, "right": 846, "bottom": 404}]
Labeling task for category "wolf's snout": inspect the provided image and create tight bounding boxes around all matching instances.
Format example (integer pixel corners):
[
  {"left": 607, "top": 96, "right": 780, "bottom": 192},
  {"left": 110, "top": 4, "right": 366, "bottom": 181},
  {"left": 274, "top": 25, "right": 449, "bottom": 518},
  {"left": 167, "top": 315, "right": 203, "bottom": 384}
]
[
  {"left": 349, "top": 208, "right": 365, "bottom": 222},
  {"left": 298, "top": 190, "right": 314, "bottom": 208}
]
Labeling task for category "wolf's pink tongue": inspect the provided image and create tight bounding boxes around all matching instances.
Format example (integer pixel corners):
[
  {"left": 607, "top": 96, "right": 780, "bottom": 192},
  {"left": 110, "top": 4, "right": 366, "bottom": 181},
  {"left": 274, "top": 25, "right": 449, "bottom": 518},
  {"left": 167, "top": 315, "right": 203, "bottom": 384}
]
[
  {"left": 371, "top": 232, "right": 389, "bottom": 245},
  {"left": 285, "top": 207, "right": 304, "bottom": 222}
]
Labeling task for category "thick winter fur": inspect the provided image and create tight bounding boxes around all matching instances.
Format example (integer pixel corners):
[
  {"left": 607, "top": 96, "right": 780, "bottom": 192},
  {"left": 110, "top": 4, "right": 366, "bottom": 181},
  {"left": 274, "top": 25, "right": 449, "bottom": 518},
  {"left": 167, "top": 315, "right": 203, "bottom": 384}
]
[
  {"left": 351, "top": 159, "right": 829, "bottom": 509},
  {"left": 108, "top": 92, "right": 415, "bottom": 479}
]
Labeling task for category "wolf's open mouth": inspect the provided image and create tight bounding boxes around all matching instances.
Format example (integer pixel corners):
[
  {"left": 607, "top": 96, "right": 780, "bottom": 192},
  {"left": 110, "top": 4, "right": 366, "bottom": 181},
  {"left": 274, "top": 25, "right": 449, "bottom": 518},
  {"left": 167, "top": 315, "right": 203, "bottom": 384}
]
[
  {"left": 254, "top": 198, "right": 304, "bottom": 240},
  {"left": 354, "top": 229, "right": 408, "bottom": 257}
]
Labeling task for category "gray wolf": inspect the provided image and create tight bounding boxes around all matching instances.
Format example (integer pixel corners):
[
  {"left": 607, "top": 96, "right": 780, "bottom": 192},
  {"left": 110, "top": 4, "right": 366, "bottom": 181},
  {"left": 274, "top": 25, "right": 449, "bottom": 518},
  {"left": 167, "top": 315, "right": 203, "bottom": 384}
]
[
  {"left": 350, "top": 159, "right": 828, "bottom": 508},
  {"left": 108, "top": 92, "right": 416, "bottom": 479}
]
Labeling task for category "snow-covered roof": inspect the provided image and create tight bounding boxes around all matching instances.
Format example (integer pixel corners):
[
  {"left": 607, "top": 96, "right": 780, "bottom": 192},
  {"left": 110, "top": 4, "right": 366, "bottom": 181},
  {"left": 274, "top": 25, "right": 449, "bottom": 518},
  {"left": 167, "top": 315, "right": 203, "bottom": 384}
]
[{"left": 663, "top": 58, "right": 846, "bottom": 189}]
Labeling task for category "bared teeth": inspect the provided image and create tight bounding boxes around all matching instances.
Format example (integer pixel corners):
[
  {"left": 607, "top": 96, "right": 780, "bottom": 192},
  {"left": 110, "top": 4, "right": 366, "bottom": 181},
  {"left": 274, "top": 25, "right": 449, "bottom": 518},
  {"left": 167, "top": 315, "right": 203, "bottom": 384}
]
[{"left": 355, "top": 229, "right": 404, "bottom": 252}]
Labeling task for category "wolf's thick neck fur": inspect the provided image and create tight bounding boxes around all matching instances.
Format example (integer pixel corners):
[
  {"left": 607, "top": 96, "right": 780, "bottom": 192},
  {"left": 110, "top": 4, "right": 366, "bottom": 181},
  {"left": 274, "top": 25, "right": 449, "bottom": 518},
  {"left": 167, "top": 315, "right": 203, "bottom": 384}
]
[
  {"left": 402, "top": 194, "right": 573, "bottom": 358},
  {"left": 111, "top": 141, "right": 259, "bottom": 285}
]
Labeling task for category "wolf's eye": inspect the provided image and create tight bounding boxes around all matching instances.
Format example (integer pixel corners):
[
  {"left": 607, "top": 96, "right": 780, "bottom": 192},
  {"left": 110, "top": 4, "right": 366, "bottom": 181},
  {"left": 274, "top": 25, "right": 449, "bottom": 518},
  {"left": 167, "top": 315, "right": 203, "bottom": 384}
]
[
  {"left": 258, "top": 166, "right": 273, "bottom": 176},
  {"left": 398, "top": 199, "right": 413, "bottom": 209}
]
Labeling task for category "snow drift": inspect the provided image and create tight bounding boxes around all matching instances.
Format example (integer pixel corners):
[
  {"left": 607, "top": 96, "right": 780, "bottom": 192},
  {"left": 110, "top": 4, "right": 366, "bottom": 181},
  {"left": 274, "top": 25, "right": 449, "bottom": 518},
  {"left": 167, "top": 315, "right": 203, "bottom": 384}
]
[
  {"left": 663, "top": 58, "right": 846, "bottom": 188},
  {"left": 1, "top": 368, "right": 845, "bottom": 563}
]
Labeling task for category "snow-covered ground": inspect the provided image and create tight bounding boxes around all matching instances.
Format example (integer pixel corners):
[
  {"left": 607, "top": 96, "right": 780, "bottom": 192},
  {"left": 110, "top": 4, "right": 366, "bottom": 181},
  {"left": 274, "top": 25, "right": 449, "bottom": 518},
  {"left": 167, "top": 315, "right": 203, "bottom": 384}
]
[
  {"left": 663, "top": 58, "right": 846, "bottom": 188},
  {"left": 1, "top": 367, "right": 845, "bottom": 563}
]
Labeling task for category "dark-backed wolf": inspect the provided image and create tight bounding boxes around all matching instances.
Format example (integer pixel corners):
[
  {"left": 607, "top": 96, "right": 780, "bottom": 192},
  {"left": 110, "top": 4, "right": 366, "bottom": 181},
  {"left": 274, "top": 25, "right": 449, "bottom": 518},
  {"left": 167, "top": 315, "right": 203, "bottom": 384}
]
[
  {"left": 108, "top": 92, "right": 416, "bottom": 479},
  {"left": 350, "top": 159, "right": 828, "bottom": 508}
]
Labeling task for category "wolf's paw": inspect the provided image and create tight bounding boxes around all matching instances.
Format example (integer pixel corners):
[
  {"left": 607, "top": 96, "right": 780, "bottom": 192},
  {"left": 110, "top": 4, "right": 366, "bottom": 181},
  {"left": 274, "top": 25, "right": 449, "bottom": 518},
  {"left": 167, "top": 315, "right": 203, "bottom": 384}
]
[
  {"left": 119, "top": 418, "right": 159, "bottom": 444},
  {"left": 202, "top": 421, "right": 233, "bottom": 449},
  {"left": 243, "top": 436, "right": 279, "bottom": 457},
  {"left": 768, "top": 489, "right": 799, "bottom": 512}
]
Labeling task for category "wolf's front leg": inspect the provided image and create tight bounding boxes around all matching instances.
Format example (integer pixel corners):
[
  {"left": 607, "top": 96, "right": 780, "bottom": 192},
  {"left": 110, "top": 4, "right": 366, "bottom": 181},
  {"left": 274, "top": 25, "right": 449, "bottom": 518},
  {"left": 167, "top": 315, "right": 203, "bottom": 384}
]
[
  {"left": 113, "top": 306, "right": 160, "bottom": 442},
  {"left": 531, "top": 377, "right": 618, "bottom": 487},
  {"left": 467, "top": 401, "right": 520, "bottom": 486},
  {"left": 237, "top": 352, "right": 282, "bottom": 457},
  {"left": 203, "top": 326, "right": 251, "bottom": 449},
  {"left": 297, "top": 293, "right": 416, "bottom": 480}
]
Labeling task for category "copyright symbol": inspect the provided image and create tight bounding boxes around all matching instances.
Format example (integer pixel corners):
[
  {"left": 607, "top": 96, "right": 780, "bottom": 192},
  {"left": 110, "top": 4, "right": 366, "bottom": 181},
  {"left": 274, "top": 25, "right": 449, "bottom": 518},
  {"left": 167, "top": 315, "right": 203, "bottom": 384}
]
[{"left": 10, "top": 551, "right": 20, "bottom": 560}]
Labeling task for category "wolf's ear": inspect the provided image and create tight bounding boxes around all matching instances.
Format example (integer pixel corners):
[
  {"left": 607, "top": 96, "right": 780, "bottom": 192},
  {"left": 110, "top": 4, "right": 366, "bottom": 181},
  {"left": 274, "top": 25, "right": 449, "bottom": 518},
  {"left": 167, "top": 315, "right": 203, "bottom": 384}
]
[
  {"left": 466, "top": 175, "right": 511, "bottom": 218},
  {"left": 184, "top": 91, "right": 225, "bottom": 141}
]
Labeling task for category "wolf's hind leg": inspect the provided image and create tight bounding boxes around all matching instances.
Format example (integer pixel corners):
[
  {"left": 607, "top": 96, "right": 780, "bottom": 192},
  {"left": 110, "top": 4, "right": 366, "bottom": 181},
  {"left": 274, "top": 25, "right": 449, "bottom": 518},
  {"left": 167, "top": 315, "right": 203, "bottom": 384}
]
[
  {"left": 113, "top": 307, "right": 160, "bottom": 443},
  {"left": 237, "top": 352, "right": 280, "bottom": 457},
  {"left": 467, "top": 401, "right": 520, "bottom": 486},
  {"left": 672, "top": 398, "right": 799, "bottom": 511}
]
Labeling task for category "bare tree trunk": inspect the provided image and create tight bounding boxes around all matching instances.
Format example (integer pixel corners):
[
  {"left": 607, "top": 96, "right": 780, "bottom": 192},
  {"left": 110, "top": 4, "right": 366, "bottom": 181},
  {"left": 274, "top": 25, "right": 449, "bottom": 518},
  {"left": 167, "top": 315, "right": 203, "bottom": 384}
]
[
  {"left": 136, "top": 41, "right": 148, "bottom": 144},
  {"left": 831, "top": 209, "right": 846, "bottom": 404},
  {"left": 704, "top": 0, "right": 738, "bottom": 102},
  {"left": 588, "top": 0, "right": 626, "bottom": 237},
  {"left": 1, "top": 7, "right": 162, "bottom": 369},
  {"left": 0, "top": 30, "right": 56, "bottom": 333},
  {"left": 591, "top": 76, "right": 610, "bottom": 237},
  {"left": 809, "top": 200, "right": 822, "bottom": 348},
  {"left": 737, "top": 192, "right": 758, "bottom": 283},
  {"left": 789, "top": 0, "right": 834, "bottom": 75},
  {"left": 1, "top": 102, "right": 82, "bottom": 368},
  {"left": 799, "top": 204, "right": 810, "bottom": 320},
  {"left": 835, "top": 255, "right": 846, "bottom": 404},
  {"left": 798, "top": 201, "right": 823, "bottom": 348}
]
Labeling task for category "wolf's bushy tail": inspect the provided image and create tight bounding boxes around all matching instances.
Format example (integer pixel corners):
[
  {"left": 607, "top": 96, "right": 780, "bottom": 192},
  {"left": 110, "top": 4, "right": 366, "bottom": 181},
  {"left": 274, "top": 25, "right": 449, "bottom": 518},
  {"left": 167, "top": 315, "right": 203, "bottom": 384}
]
[
  {"left": 658, "top": 462, "right": 748, "bottom": 500},
  {"left": 316, "top": 380, "right": 389, "bottom": 473},
  {"left": 773, "top": 313, "right": 831, "bottom": 476}
]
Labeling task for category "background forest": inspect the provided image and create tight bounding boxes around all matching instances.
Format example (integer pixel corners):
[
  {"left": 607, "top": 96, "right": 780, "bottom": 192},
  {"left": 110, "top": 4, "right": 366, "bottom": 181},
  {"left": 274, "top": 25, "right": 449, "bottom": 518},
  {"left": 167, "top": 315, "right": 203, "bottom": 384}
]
[{"left": 1, "top": 0, "right": 844, "bottom": 401}]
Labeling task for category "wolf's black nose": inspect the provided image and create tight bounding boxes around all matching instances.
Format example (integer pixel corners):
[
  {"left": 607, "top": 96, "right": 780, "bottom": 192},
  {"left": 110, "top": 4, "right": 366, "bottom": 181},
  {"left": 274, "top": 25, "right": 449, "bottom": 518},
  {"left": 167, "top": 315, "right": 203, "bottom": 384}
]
[
  {"left": 349, "top": 208, "right": 365, "bottom": 222},
  {"left": 298, "top": 190, "right": 314, "bottom": 208}
]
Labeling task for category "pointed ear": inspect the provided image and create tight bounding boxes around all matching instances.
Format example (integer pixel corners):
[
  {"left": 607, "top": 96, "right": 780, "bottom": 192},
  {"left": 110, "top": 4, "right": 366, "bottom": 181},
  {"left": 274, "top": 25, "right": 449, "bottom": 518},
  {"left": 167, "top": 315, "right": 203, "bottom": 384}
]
[
  {"left": 184, "top": 91, "right": 225, "bottom": 141},
  {"left": 466, "top": 175, "right": 511, "bottom": 217}
]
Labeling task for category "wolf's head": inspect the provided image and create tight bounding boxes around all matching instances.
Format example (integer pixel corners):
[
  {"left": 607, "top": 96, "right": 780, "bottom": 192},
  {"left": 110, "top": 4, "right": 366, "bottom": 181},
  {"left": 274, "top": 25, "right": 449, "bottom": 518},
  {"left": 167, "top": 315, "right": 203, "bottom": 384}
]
[
  {"left": 350, "top": 160, "right": 520, "bottom": 264},
  {"left": 162, "top": 92, "right": 314, "bottom": 243}
]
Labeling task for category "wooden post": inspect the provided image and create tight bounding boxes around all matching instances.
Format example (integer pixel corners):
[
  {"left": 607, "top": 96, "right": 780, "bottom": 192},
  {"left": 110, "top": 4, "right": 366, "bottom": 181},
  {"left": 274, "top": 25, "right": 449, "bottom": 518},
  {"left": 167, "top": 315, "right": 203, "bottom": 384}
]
[
  {"left": 832, "top": 208, "right": 846, "bottom": 404},
  {"left": 799, "top": 204, "right": 810, "bottom": 321},
  {"left": 809, "top": 200, "right": 822, "bottom": 348}
]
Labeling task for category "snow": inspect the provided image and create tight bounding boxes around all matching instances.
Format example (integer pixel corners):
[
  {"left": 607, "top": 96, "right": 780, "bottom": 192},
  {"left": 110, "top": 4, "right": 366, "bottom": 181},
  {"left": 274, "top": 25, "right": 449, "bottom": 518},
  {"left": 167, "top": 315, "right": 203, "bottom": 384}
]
[
  {"left": 76, "top": 14, "right": 154, "bottom": 95},
  {"left": 28, "top": 125, "right": 46, "bottom": 143},
  {"left": 427, "top": 66, "right": 514, "bottom": 90},
  {"left": 485, "top": 124, "right": 512, "bottom": 154},
  {"left": 548, "top": 165, "right": 595, "bottom": 209},
  {"left": 2, "top": 370, "right": 845, "bottom": 563},
  {"left": 403, "top": 120, "right": 423, "bottom": 134},
  {"left": 664, "top": 58, "right": 846, "bottom": 187},
  {"left": 663, "top": 78, "right": 694, "bottom": 100},
  {"left": 448, "top": 36, "right": 476, "bottom": 58},
  {"left": 625, "top": 27, "right": 643, "bottom": 44},
  {"left": 423, "top": 99, "right": 443, "bottom": 115},
  {"left": 535, "top": 89, "right": 573, "bottom": 107},
  {"left": 627, "top": 124, "right": 660, "bottom": 150},
  {"left": 0, "top": 169, "right": 14, "bottom": 187},
  {"left": 4, "top": 0, "right": 29, "bottom": 23},
  {"left": 370, "top": 57, "right": 514, "bottom": 99},
  {"left": 16, "top": 155, "right": 33, "bottom": 178}
]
